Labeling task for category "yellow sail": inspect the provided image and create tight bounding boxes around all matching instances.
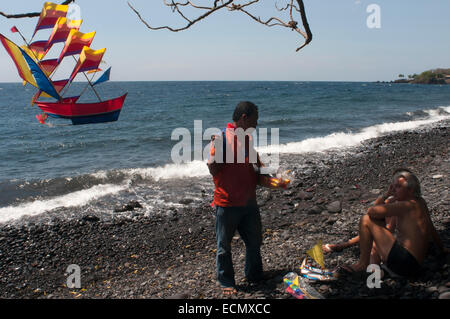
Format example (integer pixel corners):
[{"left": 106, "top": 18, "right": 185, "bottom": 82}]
[{"left": 306, "top": 240, "right": 325, "bottom": 269}]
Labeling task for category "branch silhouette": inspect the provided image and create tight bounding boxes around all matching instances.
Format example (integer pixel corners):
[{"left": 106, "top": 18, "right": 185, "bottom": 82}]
[
  {"left": 0, "top": 1, "right": 75, "bottom": 19},
  {"left": 0, "top": 1, "right": 312, "bottom": 51},
  {"left": 128, "top": 0, "right": 312, "bottom": 52}
]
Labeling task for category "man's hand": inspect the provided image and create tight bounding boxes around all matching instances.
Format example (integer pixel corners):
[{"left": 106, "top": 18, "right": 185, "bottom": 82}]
[
  {"left": 385, "top": 183, "right": 395, "bottom": 198},
  {"left": 376, "top": 183, "right": 395, "bottom": 205},
  {"left": 385, "top": 196, "right": 396, "bottom": 204}
]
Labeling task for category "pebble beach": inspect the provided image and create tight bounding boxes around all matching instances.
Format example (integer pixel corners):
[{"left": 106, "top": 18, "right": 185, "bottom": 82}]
[{"left": 0, "top": 120, "right": 448, "bottom": 299}]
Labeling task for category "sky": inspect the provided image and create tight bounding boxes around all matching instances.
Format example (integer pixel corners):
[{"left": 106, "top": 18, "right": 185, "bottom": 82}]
[{"left": 0, "top": 0, "right": 449, "bottom": 82}]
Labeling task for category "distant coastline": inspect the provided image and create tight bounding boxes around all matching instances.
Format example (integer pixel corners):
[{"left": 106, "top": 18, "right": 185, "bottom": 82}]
[{"left": 377, "top": 68, "right": 450, "bottom": 84}]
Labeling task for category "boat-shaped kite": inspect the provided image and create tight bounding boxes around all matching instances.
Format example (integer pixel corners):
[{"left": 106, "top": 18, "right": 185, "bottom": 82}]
[{"left": 0, "top": 2, "right": 127, "bottom": 125}]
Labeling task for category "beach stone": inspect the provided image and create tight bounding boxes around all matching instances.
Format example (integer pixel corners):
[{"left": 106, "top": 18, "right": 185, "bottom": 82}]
[
  {"left": 348, "top": 190, "right": 362, "bottom": 201},
  {"left": 426, "top": 286, "right": 438, "bottom": 293},
  {"left": 81, "top": 215, "right": 99, "bottom": 222},
  {"left": 297, "top": 191, "right": 314, "bottom": 200},
  {"left": 438, "top": 285, "right": 450, "bottom": 294},
  {"left": 128, "top": 200, "right": 143, "bottom": 209},
  {"left": 114, "top": 205, "right": 133, "bottom": 213},
  {"left": 260, "top": 190, "right": 272, "bottom": 201},
  {"left": 165, "top": 211, "right": 178, "bottom": 220},
  {"left": 326, "top": 201, "right": 342, "bottom": 214},
  {"left": 308, "top": 206, "right": 322, "bottom": 215},
  {"left": 113, "top": 201, "right": 143, "bottom": 212},
  {"left": 179, "top": 198, "right": 194, "bottom": 205},
  {"left": 432, "top": 175, "right": 443, "bottom": 179},
  {"left": 281, "top": 230, "right": 290, "bottom": 240},
  {"left": 167, "top": 293, "right": 189, "bottom": 299},
  {"left": 439, "top": 292, "right": 450, "bottom": 299},
  {"left": 319, "top": 284, "right": 329, "bottom": 292},
  {"left": 316, "top": 195, "right": 328, "bottom": 203},
  {"left": 326, "top": 217, "right": 337, "bottom": 225},
  {"left": 282, "top": 190, "right": 292, "bottom": 197}
]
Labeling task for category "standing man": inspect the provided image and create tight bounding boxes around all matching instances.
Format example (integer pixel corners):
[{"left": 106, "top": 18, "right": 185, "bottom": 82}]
[{"left": 207, "top": 101, "right": 264, "bottom": 296}]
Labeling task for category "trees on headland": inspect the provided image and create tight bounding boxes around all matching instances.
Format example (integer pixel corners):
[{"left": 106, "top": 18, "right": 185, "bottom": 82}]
[{"left": 395, "top": 69, "right": 450, "bottom": 84}]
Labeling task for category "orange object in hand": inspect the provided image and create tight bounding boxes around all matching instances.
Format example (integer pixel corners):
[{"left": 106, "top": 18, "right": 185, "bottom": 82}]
[
  {"left": 260, "top": 175, "right": 290, "bottom": 189},
  {"left": 280, "top": 178, "right": 291, "bottom": 189}
]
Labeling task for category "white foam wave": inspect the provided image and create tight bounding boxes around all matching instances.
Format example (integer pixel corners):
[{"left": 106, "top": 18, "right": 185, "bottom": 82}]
[
  {"left": 0, "top": 183, "right": 127, "bottom": 224},
  {"left": 103, "top": 106, "right": 450, "bottom": 179},
  {"left": 259, "top": 106, "right": 450, "bottom": 154},
  {"left": 123, "top": 160, "right": 209, "bottom": 181},
  {"left": 424, "top": 105, "right": 450, "bottom": 117},
  {"left": 83, "top": 106, "right": 449, "bottom": 182},
  {"left": 89, "top": 170, "right": 108, "bottom": 179}
]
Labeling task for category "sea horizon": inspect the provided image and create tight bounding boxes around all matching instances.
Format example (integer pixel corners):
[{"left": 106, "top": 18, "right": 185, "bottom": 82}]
[{"left": 0, "top": 79, "right": 428, "bottom": 84}]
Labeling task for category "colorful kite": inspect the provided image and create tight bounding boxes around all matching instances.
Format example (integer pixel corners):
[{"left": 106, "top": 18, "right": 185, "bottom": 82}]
[
  {"left": 283, "top": 272, "right": 324, "bottom": 299},
  {"left": 1, "top": 2, "right": 127, "bottom": 125}
]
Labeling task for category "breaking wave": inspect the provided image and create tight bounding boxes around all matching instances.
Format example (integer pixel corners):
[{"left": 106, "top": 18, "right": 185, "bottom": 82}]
[
  {"left": 0, "top": 183, "right": 127, "bottom": 223},
  {"left": 258, "top": 106, "right": 449, "bottom": 154},
  {"left": 0, "top": 106, "right": 448, "bottom": 224}
]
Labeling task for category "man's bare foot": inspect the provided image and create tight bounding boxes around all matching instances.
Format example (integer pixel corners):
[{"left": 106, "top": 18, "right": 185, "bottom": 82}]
[
  {"left": 322, "top": 244, "right": 344, "bottom": 253},
  {"left": 222, "top": 287, "right": 237, "bottom": 296},
  {"left": 322, "top": 244, "right": 332, "bottom": 253}
]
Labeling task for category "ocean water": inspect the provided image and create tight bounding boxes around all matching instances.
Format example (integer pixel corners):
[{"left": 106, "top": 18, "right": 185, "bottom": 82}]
[{"left": 0, "top": 81, "right": 449, "bottom": 224}]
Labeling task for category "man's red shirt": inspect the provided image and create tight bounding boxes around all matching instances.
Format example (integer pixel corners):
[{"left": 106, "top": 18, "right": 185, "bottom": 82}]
[{"left": 209, "top": 123, "right": 259, "bottom": 207}]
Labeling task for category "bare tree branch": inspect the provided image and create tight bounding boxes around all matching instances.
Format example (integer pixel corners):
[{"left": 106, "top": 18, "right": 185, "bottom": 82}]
[
  {"left": 128, "top": 0, "right": 312, "bottom": 52},
  {"left": 0, "top": 0, "right": 75, "bottom": 19},
  {"left": 1, "top": 1, "right": 312, "bottom": 51},
  {"left": 128, "top": 0, "right": 234, "bottom": 32},
  {"left": 295, "top": 0, "right": 312, "bottom": 51}
]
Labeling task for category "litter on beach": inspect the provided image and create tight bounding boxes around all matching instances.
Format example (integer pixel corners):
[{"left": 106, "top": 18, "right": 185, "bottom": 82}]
[
  {"left": 283, "top": 272, "right": 324, "bottom": 299},
  {"left": 299, "top": 257, "right": 338, "bottom": 281}
]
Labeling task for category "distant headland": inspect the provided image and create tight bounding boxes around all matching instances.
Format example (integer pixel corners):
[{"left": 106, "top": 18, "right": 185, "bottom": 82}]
[{"left": 377, "top": 68, "right": 450, "bottom": 84}]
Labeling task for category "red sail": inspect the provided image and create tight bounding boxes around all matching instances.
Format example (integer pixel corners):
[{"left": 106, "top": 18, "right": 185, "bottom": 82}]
[
  {"left": 33, "top": 3, "right": 69, "bottom": 36},
  {"left": 47, "top": 17, "right": 82, "bottom": 46},
  {"left": 58, "top": 30, "right": 95, "bottom": 62}
]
